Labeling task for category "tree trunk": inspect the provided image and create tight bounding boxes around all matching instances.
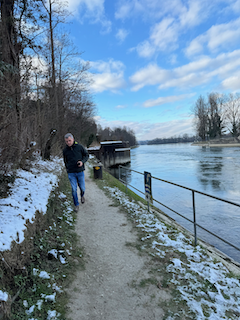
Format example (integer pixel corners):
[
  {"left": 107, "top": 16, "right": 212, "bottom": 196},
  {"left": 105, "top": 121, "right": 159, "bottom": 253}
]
[
  {"left": 49, "top": 0, "right": 59, "bottom": 124},
  {"left": 43, "top": 129, "right": 57, "bottom": 160},
  {"left": 1, "top": 0, "right": 22, "bottom": 156}
]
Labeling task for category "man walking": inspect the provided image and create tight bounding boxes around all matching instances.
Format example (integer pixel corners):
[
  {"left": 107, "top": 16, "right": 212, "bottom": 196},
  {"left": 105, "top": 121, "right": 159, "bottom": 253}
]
[{"left": 63, "top": 133, "right": 89, "bottom": 212}]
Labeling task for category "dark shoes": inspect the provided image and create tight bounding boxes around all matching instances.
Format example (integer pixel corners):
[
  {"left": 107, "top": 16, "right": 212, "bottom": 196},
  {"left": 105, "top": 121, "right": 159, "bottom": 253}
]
[
  {"left": 74, "top": 197, "right": 85, "bottom": 211},
  {"left": 74, "top": 205, "right": 79, "bottom": 212}
]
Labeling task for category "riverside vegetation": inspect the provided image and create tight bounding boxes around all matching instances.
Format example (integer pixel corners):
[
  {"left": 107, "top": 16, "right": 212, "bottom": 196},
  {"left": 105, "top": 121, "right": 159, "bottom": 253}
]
[{"left": 0, "top": 169, "right": 84, "bottom": 320}]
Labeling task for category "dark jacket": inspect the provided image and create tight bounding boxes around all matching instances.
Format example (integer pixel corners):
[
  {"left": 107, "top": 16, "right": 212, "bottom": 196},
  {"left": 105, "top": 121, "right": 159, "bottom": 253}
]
[{"left": 63, "top": 141, "right": 89, "bottom": 173}]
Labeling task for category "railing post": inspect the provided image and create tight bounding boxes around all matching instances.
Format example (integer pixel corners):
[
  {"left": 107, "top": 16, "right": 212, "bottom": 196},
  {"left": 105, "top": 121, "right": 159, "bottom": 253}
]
[
  {"left": 118, "top": 166, "right": 121, "bottom": 181},
  {"left": 192, "top": 190, "right": 197, "bottom": 246}
]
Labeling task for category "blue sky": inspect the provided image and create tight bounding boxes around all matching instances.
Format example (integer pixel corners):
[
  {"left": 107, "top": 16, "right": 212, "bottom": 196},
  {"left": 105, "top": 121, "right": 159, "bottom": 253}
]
[{"left": 65, "top": 0, "right": 240, "bottom": 141}]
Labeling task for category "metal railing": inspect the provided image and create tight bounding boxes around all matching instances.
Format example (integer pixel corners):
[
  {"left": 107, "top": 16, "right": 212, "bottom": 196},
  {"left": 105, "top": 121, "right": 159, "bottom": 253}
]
[{"left": 118, "top": 165, "right": 240, "bottom": 254}]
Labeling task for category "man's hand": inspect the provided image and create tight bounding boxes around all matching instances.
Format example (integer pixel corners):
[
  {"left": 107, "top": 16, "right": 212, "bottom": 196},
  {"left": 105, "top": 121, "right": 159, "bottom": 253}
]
[{"left": 77, "top": 161, "right": 83, "bottom": 167}]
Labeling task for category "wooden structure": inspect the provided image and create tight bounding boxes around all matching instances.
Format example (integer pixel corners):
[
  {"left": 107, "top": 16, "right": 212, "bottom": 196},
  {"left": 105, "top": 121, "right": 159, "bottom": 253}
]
[{"left": 88, "top": 141, "right": 131, "bottom": 167}]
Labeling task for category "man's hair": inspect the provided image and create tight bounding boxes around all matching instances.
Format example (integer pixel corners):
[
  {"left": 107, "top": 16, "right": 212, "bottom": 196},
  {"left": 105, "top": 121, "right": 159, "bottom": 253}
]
[{"left": 64, "top": 133, "right": 74, "bottom": 139}]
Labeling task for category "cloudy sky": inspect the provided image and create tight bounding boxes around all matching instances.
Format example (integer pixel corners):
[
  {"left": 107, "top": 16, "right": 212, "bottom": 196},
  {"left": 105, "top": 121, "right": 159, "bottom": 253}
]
[{"left": 65, "top": 0, "right": 240, "bottom": 141}]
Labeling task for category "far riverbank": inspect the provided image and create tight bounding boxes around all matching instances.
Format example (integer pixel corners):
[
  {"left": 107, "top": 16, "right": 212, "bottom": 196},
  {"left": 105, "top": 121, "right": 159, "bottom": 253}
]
[
  {"left": 192, "top": 142, "right": 240, "bottom": 147},
  {"left": 192, "top": 137, "right": 240, "bottom": 147}
]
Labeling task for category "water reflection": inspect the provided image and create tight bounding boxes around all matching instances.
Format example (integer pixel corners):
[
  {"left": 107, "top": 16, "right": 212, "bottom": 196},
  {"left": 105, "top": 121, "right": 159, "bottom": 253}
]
[{"left": 198, "top": 148, "right": 224, "bottom": 191}]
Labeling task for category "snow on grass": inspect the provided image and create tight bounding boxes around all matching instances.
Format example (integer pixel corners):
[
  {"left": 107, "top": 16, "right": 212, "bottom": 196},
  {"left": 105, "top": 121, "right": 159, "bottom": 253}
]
[
  {"left": 0, "top": 290, "right": 8, "bottom": 302},
  {"left": 1, "top": 155, "right": 239, "bottom": 319},
  {"left": 104, "top": 185, "right": 240, "bottom": 320},
  {"left": 0, "top": 157, "right": 64, "bottom": 251},
  {"left": 0, "top": 156, "right": 77, "bottom": 319}
]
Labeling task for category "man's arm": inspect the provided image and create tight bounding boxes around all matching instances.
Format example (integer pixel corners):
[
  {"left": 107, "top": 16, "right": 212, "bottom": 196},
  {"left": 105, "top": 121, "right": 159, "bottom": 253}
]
[
  {"left": 77, "top": 145, "right": 89, "bottom": 167},
  {"left": 81, "top": 146, "right": 89, "bottom": 163}
]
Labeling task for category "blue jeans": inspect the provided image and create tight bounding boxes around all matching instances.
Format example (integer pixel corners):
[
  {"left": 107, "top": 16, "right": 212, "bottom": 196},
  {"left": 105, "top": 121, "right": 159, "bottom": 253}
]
[{"left": 68, "top": 172, "right": 85, "bottom": 206}]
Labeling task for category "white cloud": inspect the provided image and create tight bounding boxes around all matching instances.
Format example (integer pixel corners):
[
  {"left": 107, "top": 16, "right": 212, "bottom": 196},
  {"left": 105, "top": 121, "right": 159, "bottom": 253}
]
[
  {"left": 230, "top": 0, "right": 240, "bottom": 13},
  {"left": 91, "top": 74, "right": 125, "bottom": 93},
  {"left": 185, "top": 17, "right": 240, "bottom": 57},
  {"left": 179, "top": 1, "right": 202, "bottom": 28},
  {"left": 125, "top": 1, "right": 240, "bottom": 59},
  {"left": 137, "top": 118, "right": 195, "bottom": 140},
  {"left": 122, "top": 0, "right": 205, "bottom": 57},
  {"left": 221, "top": 76, "right": 240, "bottom": 91},
  {"left": 208, "top": 19, "right": 240, "bottom": 51},
  {"left": 134, "top": 41, "right": 155, "bottom": 58},
  {"left": 94, "top": 115, "right": 195, "bottom": 140},
  {"left": 130, "top": 50, "right": 240, "bottom": 91},
  {"left": 129, "top": 63, "right": 171, "bottom": 91},
  {"left": 185, "top": 35, "right": 205, "bottom": 57},
  {"left": 67, "top": 0, "right": 111, "bottom": 33},
  {"left": 115, "top": 2, "right": 132, "bottom": 20},
  {"left": 115, "top": 105, "right": 126, "bottom": 109},
  {"left": 115, "top": 0, "right": 203, "bottom": 22},
  {"left": 151, "top": 18, "right": 178, "bottom": 49},
  {"left": 115, "top": 28, "right": 129, "bottom": 43},
  {"left": 91, "top": 59, "right": 124, "bottom": 73},
  {"left": 143, "top": 94, "right": 195, "bottom": 108},
  {"left": 90, "top": 59, "right": 126, "bottom": 93},
  {"left": 135, "top": 18, "right": 179, "bottom": 58},
  {"left": 93, "top": 115, "right": 102, "bottom": 122}
]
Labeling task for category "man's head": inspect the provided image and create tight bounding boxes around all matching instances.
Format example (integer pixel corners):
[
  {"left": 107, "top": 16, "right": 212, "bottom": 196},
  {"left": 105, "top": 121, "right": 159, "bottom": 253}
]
[{"left": 65, "top": 133, "right": 74, "bottom": 147}]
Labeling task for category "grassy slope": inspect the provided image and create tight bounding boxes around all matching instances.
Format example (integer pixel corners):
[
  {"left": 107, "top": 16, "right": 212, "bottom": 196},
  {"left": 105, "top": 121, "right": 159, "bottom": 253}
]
[{"left": 0, "top": 170, "right": 84, "bottom": 320}]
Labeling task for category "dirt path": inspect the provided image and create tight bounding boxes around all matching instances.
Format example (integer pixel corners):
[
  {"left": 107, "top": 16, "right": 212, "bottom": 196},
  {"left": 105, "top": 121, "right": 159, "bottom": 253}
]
[{"left": 66, "top": 167, "right": 169, "bottom": 320}]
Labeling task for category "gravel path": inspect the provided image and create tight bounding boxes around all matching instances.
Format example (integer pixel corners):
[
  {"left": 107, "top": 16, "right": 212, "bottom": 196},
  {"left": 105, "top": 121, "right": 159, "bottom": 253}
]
[{"left": 66, "top": 167, "right": 170, "bottom": 320}]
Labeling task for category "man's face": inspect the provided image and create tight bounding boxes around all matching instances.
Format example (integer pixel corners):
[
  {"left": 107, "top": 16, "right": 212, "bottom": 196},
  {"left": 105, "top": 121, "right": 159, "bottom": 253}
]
[{"left": 65, "top": 137, "right": 74, "bottom": 147}]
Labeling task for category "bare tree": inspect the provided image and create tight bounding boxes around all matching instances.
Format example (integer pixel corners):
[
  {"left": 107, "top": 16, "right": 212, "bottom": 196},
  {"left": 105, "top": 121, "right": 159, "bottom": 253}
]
[
  {"left": 223, "top": 93, "right": 240, "bottom": 137},
  {"left": 39, "top": 0, "right": 69, "bottom": 131},
  {"left": 0, "top": 0, "right": 97, "bottom": 168},
  {"left": 193, "top": 95, "right": 208, "bottom": 140},
  {"left": 207, "top": 93, "right": 224, "bottom": 138}
]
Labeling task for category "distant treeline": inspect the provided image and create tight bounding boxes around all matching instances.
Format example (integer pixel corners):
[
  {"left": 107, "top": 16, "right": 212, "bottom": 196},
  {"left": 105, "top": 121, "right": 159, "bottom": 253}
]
[
  {"left": 139, "top": 134, "right": 196, "bottom": 145},
  {"left": 96, "top": 126, "right": 137, "bottom": 147}
]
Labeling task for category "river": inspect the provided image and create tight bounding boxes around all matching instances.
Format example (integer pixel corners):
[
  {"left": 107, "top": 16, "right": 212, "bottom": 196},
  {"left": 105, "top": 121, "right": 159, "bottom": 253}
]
[{"left": 111, "top": 143, "right": 240, "bottom": 263}]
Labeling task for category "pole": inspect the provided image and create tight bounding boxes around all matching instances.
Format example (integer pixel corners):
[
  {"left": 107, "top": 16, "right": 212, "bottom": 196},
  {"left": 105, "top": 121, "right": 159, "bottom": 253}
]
[{"left": 192, "top": 190, "right": 197, "bottom": 246}]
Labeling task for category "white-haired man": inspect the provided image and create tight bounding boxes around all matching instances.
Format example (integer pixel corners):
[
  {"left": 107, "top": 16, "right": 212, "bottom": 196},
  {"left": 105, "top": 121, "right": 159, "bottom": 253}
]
[{"left": 63, "top": 133, "right": 89, "bottom": 212}]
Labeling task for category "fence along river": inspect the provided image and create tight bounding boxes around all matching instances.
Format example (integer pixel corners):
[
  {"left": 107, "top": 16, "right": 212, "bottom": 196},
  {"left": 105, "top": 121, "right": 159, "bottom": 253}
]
[{"left": 113, "top": 143, "right": 240, "bottom": 264}]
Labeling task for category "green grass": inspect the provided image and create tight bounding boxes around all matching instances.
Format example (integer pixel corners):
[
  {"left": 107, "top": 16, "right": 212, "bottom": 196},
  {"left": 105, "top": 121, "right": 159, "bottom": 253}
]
[
  {"left": 138, "top": 277, "right": 157, "bottom": 288},
  {"left": 90, "top": 164, "right": 149, "bottom": 205}
]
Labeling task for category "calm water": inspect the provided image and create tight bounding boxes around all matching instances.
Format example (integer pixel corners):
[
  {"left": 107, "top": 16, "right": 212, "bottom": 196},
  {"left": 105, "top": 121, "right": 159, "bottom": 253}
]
[{"left": 117, "top": 143, "right": 240, "bottom": 263}]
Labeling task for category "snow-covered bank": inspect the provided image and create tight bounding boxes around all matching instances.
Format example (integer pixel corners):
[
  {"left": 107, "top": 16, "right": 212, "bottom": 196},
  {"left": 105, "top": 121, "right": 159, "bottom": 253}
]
[
  {"left": 0, "top": 157, "right": 64, "bottom": 251},
  {"left": 104, "top": 185, "right": 240, "bottom": 320},
  {"left": 0, "top": 156, "right": 78, "bottom": 319}
]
